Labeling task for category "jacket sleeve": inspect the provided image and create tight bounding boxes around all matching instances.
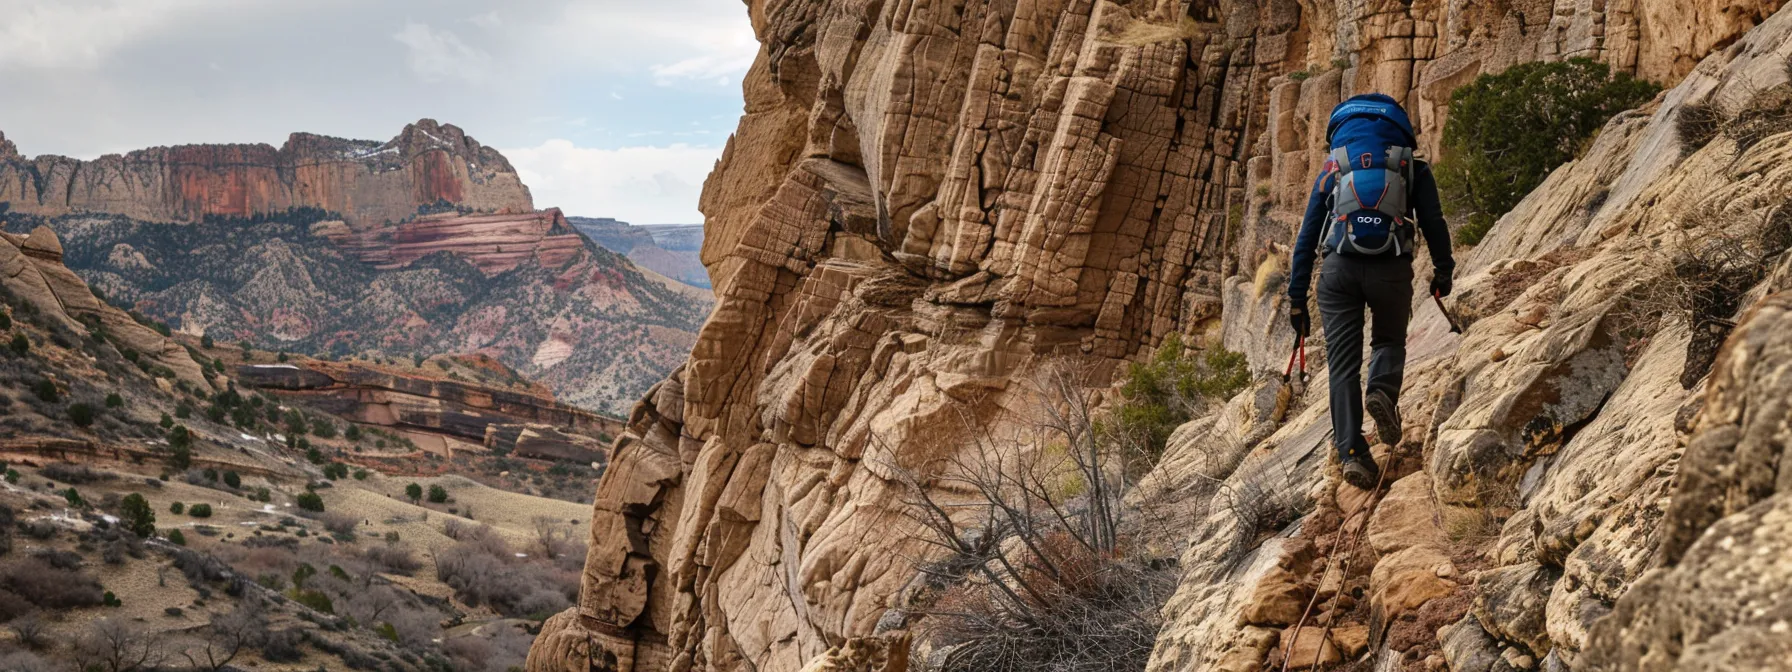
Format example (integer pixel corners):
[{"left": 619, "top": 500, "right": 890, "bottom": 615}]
[
  {"left": 1287, "top": 171, "right": 1333, "bottom": 303},
  {"left": 1411, "top": 161, "right": 1456, "bottom": 280}
]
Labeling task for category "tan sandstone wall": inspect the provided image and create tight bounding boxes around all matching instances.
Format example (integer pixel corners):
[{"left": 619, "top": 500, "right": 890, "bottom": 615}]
[{"left": 529, "top": 1, "right": 1788, "bottom": 671}]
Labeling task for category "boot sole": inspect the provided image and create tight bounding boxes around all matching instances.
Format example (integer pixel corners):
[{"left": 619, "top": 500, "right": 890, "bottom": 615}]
[
  {"left": 1366, "top": 391, "right": 1402, "bottom": 447},
  {"left": 1342, "top": 464, "right": 1379, "bottom": 490}
]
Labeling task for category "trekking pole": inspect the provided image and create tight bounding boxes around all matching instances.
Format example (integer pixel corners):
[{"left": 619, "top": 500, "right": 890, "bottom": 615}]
[
  {"left": 1433, "top": 290, "right": 1462, "bottom": 334},
  {"left": 1282, "top": 337, "right": 1304, "bottom": 384}
]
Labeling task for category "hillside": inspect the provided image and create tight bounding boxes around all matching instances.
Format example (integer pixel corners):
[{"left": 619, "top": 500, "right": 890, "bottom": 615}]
[
  {"left": 528, "top": 1, "right": 1792, "bottom": 672},
  {"left": 0, "top": 225, "right": 617, "bottom": 671},
  {"left": 4, "top": 204, "right": 711, "bottom": 415}
]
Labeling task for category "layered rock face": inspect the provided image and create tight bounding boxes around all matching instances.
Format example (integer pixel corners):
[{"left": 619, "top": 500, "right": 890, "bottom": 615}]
[
  {"left": 530, "top": 1, "right": 1790, "bottom": 671},
  {"left": 314, "top": 209, "right": 592, "bottom": 275},
  {"left": 0, "top": 120, "right": 532, "bottom": 226},
  {"left": 236, "top": 359, "right": 623, "bottom": 458}
]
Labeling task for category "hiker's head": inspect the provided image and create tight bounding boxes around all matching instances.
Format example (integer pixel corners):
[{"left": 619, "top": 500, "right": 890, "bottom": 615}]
[{"left": 1327, "top": 93, "right": 1416, "bottom": 146}]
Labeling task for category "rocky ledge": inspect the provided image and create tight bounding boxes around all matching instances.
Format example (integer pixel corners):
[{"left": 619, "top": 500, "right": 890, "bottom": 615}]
[{"left": 237, "top": 359, "right": 623, "bottom": 458}]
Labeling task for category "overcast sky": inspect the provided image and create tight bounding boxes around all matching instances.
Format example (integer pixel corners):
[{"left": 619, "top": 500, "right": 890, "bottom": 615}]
[{"left": 0, "top": 0, "right": 755, "bottom": 224}]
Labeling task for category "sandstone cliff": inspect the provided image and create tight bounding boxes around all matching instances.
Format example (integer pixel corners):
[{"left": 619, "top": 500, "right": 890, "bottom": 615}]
[
  {"left": 529, "top": 1, "right": 1792, "bottom": 671},
  {"left": 0, "top": 119, "right": 532, "bottom": 226}
]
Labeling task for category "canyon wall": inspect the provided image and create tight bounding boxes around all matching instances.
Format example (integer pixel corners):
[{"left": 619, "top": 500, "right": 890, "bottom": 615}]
[
  {"left": 529, "top": 1, "right": 1791, "bottom": 671},
  {"left": 0, "top": 119, "right": 533, "bottom": 226}
]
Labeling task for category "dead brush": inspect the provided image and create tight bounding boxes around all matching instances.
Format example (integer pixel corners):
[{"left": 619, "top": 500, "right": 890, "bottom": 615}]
[
  {"left": 888, "top": 358, "right": 1178, "bottom": 672},
  {"left": 1675, "top": 75, "right": 1792, "bottom": 156},
  {"left": 1624, "top": 197, "right": 1792, "bottom": 387},
  {"left": 1727, "top": 84, "right": 1792, "bottom": 151}
]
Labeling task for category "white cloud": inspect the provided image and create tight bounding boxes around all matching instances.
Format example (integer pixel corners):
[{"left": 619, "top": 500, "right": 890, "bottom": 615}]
[
  {"left": 0, "top": 0, "right": 241, "bottom": 69},
  {"left": 466, "top": 10, "right": 501, "bottom": 29},
  {"left": 504, "top": 139, "right": 720, "bottom": 224},
  {"left": 650, "top": 49, "right": 756, "bottom": 86},
  {"left": 545, "top": 1, "right": 758, "bottom": 87},
  {"left": 392, "top": 21, "right": 490, "bottom": 83}
]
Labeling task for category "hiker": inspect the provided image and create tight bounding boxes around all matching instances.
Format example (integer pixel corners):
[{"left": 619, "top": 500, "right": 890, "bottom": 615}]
[{"left": 1286, "top": 93, "right": 1455, "bottom": 490}]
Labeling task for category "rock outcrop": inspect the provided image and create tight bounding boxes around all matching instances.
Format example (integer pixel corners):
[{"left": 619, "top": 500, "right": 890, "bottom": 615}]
[
  {"left": 529, "top": 1, "right": 1792, "bottom": 671},
  {"left": 0, "top": 226, "right": 209, "bottom": 390},
  {"left": 315, "top": 209, "right": 589, "bottom": 275},
  {"left": 236, "top": 359, "right": 623, "bottom": 458},
  {"left": 0, "top": 119, "right": 532, "bottom": 226}
]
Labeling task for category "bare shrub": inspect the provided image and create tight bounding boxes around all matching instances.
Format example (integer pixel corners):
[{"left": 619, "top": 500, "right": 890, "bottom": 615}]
[
  {"left": 10, "top": 613, "right": 47, "bottom": 649},
  {"left": 384, "top": 605, "right": 443, "bottom": 650},
  {"left": 0, "top": 590, "right": 32, "bottom": 622},
  {"left": 444, "top": 636, "right": 496, "bottom": 670},
  {"left": 179, "top": 603, "right": 266, "bottom": 671},
  {"left": 260, "top": 629, "right": 304, "bottom": 663},
  {"left": 1677, "top": 101, "right": 1725, "bottom": 156},
  {"left": 1727, "top": 84, "right": 1792, "bottom": 151},
  {"left": 531, "top": 515, "right": 579, "bottom": 561},
  {"left": 71, "top": 618, "right": 166, "bottom": 672},
  {"left": 320, "top": 512, "right": 359, "bottom": 538},
  {"left": 364, "top": 545, "right": 423, "bottom": 575},
  {"left": 343, "top": 584, "right": 408, "bottom": 625},
  {"left": 434, "top": 527, "right": 578, "bottom": 617},
  {"left": 30, "top": 549, "right": 82, "bottom": 570},
  {"left": 441, "top": 517, "right": 470, "bottom": 540},
  {"left": 20, "top": 520, "right": 54, "bottom": 541},
  {"left": 0, "top": 558, "right": 104, "bottom": 609},
  {"left": 890, "top": 359, "right": 1178, "bottom": 672},
  {"left": 0, "top": 651, "right": 52, "bottom": 672},
  {"left": 1629, "top": 197, "right": 1792, "bottom": 386},
  {"left": 41, "top": 462, "right": 107, "bottom": 484}
]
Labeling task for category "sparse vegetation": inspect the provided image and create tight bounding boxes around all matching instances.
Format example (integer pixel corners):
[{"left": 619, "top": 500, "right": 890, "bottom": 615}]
[{"left": 1102, "top": 334, "right": 1249, "bottom": 469}]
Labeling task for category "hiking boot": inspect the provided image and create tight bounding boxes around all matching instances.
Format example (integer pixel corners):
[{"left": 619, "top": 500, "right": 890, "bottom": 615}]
[
  {"left": 1341, "top": 451, "right": 1382, "bottom": 491},
  {"left": 1365, "top": 388, "right": 1402, "bottom": 447}
]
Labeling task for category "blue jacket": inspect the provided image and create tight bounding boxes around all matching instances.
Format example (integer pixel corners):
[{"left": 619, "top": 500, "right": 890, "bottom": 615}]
[{"left": 1287, "top": 159, "right": 1456, "bottom": 302}]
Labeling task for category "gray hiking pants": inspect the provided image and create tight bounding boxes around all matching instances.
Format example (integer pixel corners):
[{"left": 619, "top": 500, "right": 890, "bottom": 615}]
[{"left": 1317, "top": 253, "right": 1413, "bottom": 458}]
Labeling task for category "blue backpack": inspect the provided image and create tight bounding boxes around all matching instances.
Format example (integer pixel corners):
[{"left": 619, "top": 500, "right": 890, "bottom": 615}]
[{"left": 1322, "top": 94, "right": 1418, "bottom": 256}]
